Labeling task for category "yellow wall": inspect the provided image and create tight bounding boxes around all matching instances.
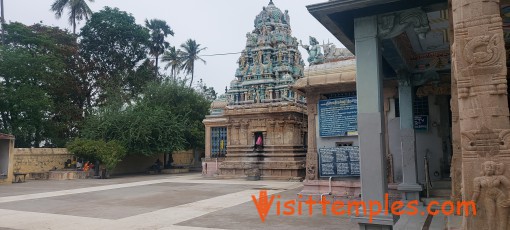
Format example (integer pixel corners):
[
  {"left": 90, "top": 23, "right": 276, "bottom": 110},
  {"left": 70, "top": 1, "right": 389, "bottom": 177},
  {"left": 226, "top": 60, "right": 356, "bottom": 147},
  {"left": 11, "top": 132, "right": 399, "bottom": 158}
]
[{"left": 14, "top": 148, "right": 73, "bottom": 175}]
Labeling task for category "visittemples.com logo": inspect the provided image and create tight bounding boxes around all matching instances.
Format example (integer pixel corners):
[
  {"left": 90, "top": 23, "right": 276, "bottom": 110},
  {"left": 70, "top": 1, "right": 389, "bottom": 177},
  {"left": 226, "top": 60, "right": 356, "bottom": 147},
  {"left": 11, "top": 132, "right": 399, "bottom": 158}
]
[{"left": 251, "top": 191, "right": 476, "bottom": 223}]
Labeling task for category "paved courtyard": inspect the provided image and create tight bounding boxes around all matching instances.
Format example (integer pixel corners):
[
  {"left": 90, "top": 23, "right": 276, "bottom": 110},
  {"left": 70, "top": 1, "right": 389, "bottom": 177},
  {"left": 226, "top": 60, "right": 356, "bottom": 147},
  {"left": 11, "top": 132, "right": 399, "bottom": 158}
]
[{"left": 0, "top": 173, "right": 356, "bottom": 230}]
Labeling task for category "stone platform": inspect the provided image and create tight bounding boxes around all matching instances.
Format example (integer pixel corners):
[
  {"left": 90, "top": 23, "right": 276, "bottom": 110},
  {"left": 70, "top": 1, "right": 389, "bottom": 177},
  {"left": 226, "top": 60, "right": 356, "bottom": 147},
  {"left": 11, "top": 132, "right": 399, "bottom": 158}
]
[{"left": 48, "top": 170, "right": 93, "bottom": 180}]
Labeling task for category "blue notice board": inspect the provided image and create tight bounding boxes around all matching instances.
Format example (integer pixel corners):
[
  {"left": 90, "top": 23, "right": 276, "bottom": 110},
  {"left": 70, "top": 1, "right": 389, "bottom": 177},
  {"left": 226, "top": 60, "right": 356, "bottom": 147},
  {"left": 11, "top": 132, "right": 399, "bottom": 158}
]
[
  {"left": 318, "top": 96, "right": 358, "bottom": 137},
  {"left": 414, "top": 115, "right": 428, "bottom": 131},
  {"left": 319, "top": 146, "right": 360, "bottom": 177}
]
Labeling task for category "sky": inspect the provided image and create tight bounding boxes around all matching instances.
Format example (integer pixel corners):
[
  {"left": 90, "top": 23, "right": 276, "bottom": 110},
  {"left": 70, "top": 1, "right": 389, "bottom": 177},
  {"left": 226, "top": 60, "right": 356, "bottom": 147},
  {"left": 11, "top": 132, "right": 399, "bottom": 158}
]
[{"left": 5, "top": 0, "right": 343, "bottom": 94}]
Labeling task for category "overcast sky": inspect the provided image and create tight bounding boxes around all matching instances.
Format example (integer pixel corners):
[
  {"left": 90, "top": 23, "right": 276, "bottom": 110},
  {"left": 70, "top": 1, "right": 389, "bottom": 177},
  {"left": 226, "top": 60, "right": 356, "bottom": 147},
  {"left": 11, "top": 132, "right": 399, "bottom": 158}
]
[{"left": 5, "top": 0, "right": 343, "bottom": 94}]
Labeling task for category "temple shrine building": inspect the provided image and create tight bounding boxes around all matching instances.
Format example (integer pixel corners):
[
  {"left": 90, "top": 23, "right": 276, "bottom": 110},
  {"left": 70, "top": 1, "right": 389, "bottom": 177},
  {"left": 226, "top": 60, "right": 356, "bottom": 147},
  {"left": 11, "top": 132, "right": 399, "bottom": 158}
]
[
  {"left": 304, "top": 0, "right": 510, "bottom": 229},
  {"left": 204, "top": 0, "right": 510, "bottom": 229},
  {"left": 202, "top": 1, "right": 308, "bottom": 180}
]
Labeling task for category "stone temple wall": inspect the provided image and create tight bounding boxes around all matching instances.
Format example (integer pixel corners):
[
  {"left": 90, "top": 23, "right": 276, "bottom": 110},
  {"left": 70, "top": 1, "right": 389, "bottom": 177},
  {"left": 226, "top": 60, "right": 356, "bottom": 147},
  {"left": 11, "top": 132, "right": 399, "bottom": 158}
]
[{"left": 14, "top": 148, "right": 72, "bottom": 176}]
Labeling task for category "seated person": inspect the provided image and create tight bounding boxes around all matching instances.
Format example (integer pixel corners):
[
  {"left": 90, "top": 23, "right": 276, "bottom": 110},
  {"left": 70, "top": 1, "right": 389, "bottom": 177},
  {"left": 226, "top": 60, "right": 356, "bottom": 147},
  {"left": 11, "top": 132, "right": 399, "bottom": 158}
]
[
  {"left": 83, "top": 161, "right": 90, "bottom": 171},
  {"left": 64, "top": 159, "right": 72, "bottom": 169},
  {"left": 151, "top": 159, "right": 163, "bottom": 173},
  {"left": 76, "top": 160, "right": 83, "bottom": 169}
]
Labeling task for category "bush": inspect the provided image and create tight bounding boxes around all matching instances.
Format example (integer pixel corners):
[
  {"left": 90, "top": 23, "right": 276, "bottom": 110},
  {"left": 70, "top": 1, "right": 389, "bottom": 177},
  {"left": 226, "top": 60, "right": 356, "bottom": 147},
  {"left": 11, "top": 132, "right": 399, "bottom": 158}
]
[{"left": 67, "top": 138, "right": 127, "bottom": 171}]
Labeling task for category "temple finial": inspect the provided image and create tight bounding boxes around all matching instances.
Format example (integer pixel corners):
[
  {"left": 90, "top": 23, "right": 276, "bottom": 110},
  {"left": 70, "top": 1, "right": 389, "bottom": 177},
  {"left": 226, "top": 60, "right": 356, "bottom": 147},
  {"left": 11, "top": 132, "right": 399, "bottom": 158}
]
[{"left": 269, "top": 0, "right": 274, "bottom": 5}]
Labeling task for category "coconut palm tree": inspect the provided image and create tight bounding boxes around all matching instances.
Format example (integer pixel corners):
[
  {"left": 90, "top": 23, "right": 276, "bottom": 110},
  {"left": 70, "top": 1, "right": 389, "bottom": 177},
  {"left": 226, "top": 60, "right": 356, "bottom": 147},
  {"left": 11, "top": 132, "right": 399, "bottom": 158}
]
[
  {"left": 180, "top": 39, "right": 206, "bottom": 87},
  {"left": 50, "top": 0, "right": 94, "bottom": 34},
  {"left": 162, "top": 46, "right": 182, "bottom": 81},
  {"left": 145, "top": 19, "right": 174, "bottom": 76}
]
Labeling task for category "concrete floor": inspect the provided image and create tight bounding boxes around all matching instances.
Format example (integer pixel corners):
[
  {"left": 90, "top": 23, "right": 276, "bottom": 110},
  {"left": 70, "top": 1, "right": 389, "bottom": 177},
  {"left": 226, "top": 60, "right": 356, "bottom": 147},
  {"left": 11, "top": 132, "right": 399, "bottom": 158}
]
[{"left": 0, "top": 173, "right": 357, "bottom": 230}]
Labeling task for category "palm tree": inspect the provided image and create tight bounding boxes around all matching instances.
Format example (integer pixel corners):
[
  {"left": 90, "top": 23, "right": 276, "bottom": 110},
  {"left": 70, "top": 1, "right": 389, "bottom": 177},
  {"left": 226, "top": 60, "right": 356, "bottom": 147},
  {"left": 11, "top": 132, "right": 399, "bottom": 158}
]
[
  {"left": 145, "top": 19, "right": 174, "bottom": 76},
  {"left": 162, "top": 46, "right": 182, "bottom": 80},
  {"left": 51, "top": 0, "right": 94, "bottom": 34},
  {"left": 180, "top": 39, "right": 206, "bottom": 87}
]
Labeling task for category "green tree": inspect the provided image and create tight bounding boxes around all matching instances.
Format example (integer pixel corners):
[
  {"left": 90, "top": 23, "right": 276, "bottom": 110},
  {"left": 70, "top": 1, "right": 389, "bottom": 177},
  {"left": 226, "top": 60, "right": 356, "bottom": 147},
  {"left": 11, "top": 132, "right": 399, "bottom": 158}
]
[
  {"left": 67, "top": 138, "right": 126, "bottom": 171},
  {"left": 162, "top": 46, "right": 182, "bottom": 80},
  {"left": 50, "top": 0, "right": 94, "bottom": 34},
  {"left": 80, "top": 80, "right": 210, "bottom": 155},
  {"left": 180, "top": 39, "right": 207, "bottom": 87},
  {"left": 0, "top": 22, "right": 86, "bottom": 147},
  {"left": 145, "top": 19, "right": 174, "bottom": 76},
  {"left": 194, "top": 79, "right": 217, "bottom": 101},
  {"left": 80, "top": 7, "right": 150, "bottom": 105}
]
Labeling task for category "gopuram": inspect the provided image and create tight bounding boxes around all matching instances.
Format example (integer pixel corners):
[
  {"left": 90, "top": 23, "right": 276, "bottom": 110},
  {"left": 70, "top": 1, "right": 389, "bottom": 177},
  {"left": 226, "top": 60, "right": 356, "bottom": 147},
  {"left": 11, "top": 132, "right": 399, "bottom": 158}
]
[{"left": 202, "top": 0, "right": 307, "bottom": 180}]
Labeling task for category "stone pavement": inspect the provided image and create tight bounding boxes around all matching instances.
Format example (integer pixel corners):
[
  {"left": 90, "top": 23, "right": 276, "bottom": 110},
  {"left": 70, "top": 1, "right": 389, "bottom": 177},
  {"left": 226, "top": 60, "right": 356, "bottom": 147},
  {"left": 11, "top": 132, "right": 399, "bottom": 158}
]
[{"left": 0, "top": 173, "right": 357, "bottom": 230}]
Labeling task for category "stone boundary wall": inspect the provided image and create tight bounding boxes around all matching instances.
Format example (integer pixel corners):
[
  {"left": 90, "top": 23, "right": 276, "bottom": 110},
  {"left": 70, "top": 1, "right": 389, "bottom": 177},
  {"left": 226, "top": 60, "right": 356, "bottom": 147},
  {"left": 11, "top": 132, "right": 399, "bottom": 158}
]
[
  {"left": 14, "top": 148, "right": 72, "bottom": 177},
  {"left": 13, "top": 148, "right": 199, "bottom": 177}
]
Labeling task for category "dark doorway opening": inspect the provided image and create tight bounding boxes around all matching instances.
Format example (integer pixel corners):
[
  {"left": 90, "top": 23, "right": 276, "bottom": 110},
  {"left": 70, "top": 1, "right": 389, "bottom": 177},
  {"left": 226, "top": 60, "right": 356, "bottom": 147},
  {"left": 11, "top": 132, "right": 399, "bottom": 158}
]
[{"left": 254, "top": 132, "right": 264, "bottom": 151}]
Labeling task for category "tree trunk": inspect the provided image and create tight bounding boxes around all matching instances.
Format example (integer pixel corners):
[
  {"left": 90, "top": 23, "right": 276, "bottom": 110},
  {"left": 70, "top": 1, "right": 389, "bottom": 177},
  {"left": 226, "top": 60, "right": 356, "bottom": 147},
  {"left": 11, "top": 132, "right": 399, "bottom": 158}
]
[
  {"left": 72, "top": 9, "right": 76, "bottom": 34},
  {"left": 189, "top": 66, "right": 194, "bottom": 87},
  {"left": 155, "top": 55, "right": 159, "bottom": 76}
]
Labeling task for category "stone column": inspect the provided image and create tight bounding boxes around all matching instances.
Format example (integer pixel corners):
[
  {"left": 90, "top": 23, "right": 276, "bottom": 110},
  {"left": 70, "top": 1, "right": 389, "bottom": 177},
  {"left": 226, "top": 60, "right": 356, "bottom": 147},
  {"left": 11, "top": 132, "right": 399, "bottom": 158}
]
[
  {"left": 351, "top": 16, "right": 394, "bottom": 229},
  {"left": 451, "top": 0, "right": 510, "bottom": 229},
  {"left": 305, "top": 94, "right": 319, "bottom": 181},
  {"left": 204, "top": 126, "right": 212, "bottom": 158},
  {"left": 396, "top": 73, "right": 422, "bottom": 201}
]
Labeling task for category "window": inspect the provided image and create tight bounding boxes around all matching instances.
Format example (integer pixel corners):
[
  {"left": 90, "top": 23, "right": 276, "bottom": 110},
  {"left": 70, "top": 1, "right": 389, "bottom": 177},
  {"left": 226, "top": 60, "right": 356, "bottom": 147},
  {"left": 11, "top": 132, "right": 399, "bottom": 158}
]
[
  {"left": 413, "top": 96, "right": 429, "bottom": 116},
  {"left": 211, "top": 127, "right": 227, "bottom": 158}
]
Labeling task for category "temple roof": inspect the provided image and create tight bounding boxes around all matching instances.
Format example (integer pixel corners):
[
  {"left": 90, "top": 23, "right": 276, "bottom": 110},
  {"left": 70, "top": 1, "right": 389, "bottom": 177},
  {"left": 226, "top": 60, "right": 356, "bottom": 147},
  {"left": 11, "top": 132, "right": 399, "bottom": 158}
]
[
  {"left": 291, "top": 58, "right": 357, "bottom": 95},
  {"left": 223, "top": 0, "right": 305, "bottom": 106}
]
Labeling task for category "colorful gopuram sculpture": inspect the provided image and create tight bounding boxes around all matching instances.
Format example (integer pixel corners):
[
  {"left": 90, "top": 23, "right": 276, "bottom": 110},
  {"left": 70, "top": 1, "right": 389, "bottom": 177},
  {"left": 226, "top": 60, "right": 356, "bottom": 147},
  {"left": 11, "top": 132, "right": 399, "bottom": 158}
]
[{"left": 205, "top": 0, "right": 308, "bottom": 180}]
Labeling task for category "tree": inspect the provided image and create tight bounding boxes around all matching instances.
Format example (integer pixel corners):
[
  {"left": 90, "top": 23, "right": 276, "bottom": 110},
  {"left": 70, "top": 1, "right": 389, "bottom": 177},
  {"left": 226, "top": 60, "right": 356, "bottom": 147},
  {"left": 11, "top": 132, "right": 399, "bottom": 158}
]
[
  {"left": 145, "top": 19, "right": 174, "bottom": 76},
  {"left": 67, "top": 138, "right": 126, "bottom": 171},
  {"left": 162, "top": 46, "right": 182, "bottom": 80},
  {"left": 180, "top": 39, "right": 207, "bottom": 87},
  {"left": 0, "top": 22, "right": 86, "bottom": 147},
  {"left": 80, "top": 7, "right": 150, "bottom": 105},
  {"left": 194, "top": 79, "right": 217, "bottom": 101},
  {"left": 79, "top": 80, "right": 210, "bottom": 156},
  {"left": 50, "top": 0, "right": 94, "bottom": 34}
]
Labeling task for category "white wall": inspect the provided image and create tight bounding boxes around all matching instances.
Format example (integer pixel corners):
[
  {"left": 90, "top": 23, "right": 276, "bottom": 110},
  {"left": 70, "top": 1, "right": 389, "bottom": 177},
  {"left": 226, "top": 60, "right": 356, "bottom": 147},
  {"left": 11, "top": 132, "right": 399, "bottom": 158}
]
[
  {"left": 387, "top": 96, "right": 447, "bottom": 184},
  {"left": 0, "top": 140, "right": 10, "bottom": 175}
]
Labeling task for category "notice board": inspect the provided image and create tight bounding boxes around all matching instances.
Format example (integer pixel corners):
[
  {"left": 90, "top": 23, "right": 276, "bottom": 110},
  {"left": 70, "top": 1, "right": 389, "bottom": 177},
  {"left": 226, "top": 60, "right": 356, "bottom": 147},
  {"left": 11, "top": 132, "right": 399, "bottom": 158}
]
[
  {"left": 318, "top": 96, "right": 358, "bottom": 137},
  {"left": 318, "top": 146, "right": 360, "bottom": 177}
]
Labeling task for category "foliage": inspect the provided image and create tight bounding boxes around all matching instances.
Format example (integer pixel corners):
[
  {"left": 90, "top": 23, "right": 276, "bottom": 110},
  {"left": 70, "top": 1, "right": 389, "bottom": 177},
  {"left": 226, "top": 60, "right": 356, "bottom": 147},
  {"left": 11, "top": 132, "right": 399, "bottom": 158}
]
[
  {"left": 0, "top": 23, "right": 86, "bottom": 147},
  {"left": 80, "top": 80, "right": 210, "bottom": 155},
  {"left": 180, "top": 39, "right": 207, "bottom": 87},
  {"left": 161, "top": 46, "right": 182, "bottom": 80},
  {"left": 67, "top": 138, "right": 126, "bottom": 170},
  {"left": 80, "top": 7, "right": 151, "bottom": 105},
  {"left": 50, "top": 0, "right": 94, "bottom": 34},
  {"left": 194, "top": 79, "right": 217, "bottom": 101},
  {"left": 145, "top": 19, "right": 174, "bottom": 75}
]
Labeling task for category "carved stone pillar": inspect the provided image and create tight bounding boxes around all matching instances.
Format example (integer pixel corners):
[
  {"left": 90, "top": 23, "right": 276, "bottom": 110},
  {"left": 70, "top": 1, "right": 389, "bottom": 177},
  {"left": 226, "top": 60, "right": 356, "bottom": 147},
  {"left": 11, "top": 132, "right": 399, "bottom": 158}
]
[
  {"left": 305, "top": 94, "right": 319, "bottom": 181},
  {"left": 451, "top": 0, "right": 510, "bottom": 228},
  {"left": 397, "top": 73, "right": 422, "bottom": 201},
  {"left": 448, "top": 0, "right": 462, "bottom": 204}
]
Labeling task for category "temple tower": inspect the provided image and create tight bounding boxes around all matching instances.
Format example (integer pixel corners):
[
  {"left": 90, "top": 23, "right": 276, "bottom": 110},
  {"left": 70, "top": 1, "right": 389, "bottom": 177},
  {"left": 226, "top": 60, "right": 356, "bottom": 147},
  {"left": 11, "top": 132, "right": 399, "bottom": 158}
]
[{"left": 207, "top": 0, "right": 307, "bottom": 180}]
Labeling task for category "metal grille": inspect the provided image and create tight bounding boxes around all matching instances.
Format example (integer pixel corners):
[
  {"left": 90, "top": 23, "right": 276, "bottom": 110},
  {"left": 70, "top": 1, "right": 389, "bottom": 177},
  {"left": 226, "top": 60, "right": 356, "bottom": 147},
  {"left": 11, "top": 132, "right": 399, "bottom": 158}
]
[
  {"left": 211, "top": 127, "right": 227, "bottom": 158},
  {"left": 413, "top": 95, "right": 429, "bottom": 116}
]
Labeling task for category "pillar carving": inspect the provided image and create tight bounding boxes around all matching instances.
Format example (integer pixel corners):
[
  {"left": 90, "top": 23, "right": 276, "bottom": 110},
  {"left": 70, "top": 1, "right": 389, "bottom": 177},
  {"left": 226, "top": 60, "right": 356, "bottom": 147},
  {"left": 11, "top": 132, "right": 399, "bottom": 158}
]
[
  {"left": 449, "top": 0, "right": 462, "bottom": 203},
  {"left": 451, "top": 0, "right": 510, "bottom": 228},
  {"left": 306, "top": 94, "right": 319, "bottom": 181}
]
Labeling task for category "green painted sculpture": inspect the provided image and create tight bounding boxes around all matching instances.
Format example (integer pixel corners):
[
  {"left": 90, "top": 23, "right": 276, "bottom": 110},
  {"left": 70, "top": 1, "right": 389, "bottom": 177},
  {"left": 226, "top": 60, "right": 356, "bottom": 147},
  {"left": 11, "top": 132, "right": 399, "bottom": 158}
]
[{"left": 226, "top": 0, "right": 305, "bottom": 105}]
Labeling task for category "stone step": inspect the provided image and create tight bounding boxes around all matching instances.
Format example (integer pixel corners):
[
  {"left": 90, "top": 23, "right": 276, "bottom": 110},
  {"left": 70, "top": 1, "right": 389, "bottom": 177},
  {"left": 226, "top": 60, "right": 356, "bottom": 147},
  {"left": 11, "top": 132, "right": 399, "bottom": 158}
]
[
  {"left": 429, "top": 188, "right": 451, "bottom": 198},
  {"left": 431, "top": 180, "right": 452, "bottom": 189}
]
